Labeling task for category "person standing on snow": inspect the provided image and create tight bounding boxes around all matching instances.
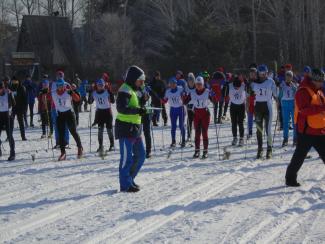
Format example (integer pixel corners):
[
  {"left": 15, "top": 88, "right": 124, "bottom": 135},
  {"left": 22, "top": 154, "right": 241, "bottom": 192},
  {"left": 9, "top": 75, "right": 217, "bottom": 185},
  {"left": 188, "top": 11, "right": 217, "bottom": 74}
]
[
  {"left": 52, "top": 79, "right": 83, "bottom": 161},
  {"left": 229, "top": 76, "right": 246, "bottom": 147},
  {"left": 185, "top": 76, "right": 213, "bottom": 159},
  {"left": 285, "top": 68, "right": 325, "bottom": 187},
  {"left": 210, "top": 71, "right": 226, "bottom": 124},
  {"left": 38, "top": 79, "right": 54, "bottom": 138},
  {"left": 78, "top": 79, "right": 89, "bottom": 112},
  {"left": 251, "top": 64, "right": 278, "bottom": 159},
  {"left": 246, "top": 67, "right": 257, "bottom": 139},
  {"left": 88, "top": 78, "right": 115, "bottom": 154},
  {"left": 0, "top": 81, "right": 15, "bottom": 161},
  {"left": 278, "top": 71, "right": 297, "bottom": 147},
  {"left": 10, "top": 76, "right": 27, "bottom": 141},
  {"left": 115, "top": 65, "right": 147, "bottom": 193},
  {"left": 185, "top": 73, "right": 196, "bottom": 142},
  {"left": 162, "top": 78, "right": 186, "bottom": 148},
  {"left": 22, "top": 74, "right": 37, "bottom": 127}
]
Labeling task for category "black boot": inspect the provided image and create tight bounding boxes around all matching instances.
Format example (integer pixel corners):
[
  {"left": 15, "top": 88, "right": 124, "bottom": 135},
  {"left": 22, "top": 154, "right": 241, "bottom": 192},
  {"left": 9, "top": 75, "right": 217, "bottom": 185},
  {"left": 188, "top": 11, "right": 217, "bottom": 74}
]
[
  {"left": 170, "top": 141, "right": 176, "bottom": 148},
  {"left": 286, "top": 178, "right": 301, "bottom": 187},
  {"left": 146, "top": 151, "right": 152, "bottom": 158},
  {"left": 108, "top": 145, "right": 115, "bottom": 151},
  {"left": 257, "top": 148, "right": 263, "bottom": 159},
  {"left": 126, "top": 185, "right": 140, "bottom": 193},
  {"left": 193, "top": 150, "right": 200, "bottom": 158},
  {"left": 201, "top": 150, "right": 208, "bottom": 159},
  {"left": 8, "top": 152, "right": 15, "bottom": 161},
  {"left": 0, "top": 147, "right": 2, "bottom": 157},
  {"left": 96, "top": 145, "right": 104, "bottom": 153},
  {"left": 282, "top": 139, "right": 288, "bottom": 147},
  {"left": 266, "top": 147, "right": 272, "bottom": 159}
]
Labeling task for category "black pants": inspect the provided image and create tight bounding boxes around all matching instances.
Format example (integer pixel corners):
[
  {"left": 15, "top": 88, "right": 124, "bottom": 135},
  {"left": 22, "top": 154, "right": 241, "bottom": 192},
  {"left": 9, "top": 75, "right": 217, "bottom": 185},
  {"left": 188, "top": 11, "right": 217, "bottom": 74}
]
[
  {"left": 142, "top": 113, "right": 152, "bottom": 154},
  {"left": 73, "top": 104, "right": 79, "bottom": 126},
  {"left": 40, "top": 110, "right": 53, "bottom": 135},
  {"left": 223, "top": 101, "right": 229, "bottom": 117},
  {"left": 0, "top": 112, "right": 15, "bottom": 155},
  {"left": 162, "top": 104, "right": 168, "bottom": 124},
  {"left": 255, "top": 102, "right": 272, "bottom": 150},
  {"left": 187, "top": 109, "right": 194, "bottom": 139},
  {"left": 57, "top": 110, "right": 82, "bottom": 153},
  {"left": 96, "top": 110, "right": 114, "bottom": 148},
  {"left": 10, "top": 111, "right": 26, "bottom": 140},
  {"left": 24, "top": 103, "right": 34, "bottom": 126},
  {"left": 286, "top": 133, "right": 325, "bottom": 181},
  {"left": 213, "top": 101, "right": 224, "bottom": 123},
  {"left": 230, "top": 103, "right": 245, "bottom": 138},
  {"left": 278, "top": 103, "right": 283, "bottom": 129}
]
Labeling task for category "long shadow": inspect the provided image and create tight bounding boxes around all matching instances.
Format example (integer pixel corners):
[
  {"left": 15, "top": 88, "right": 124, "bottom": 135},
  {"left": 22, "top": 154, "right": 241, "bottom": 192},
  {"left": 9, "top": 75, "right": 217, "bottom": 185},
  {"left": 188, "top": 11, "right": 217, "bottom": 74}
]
[
  {"left": 124, "top": 186, "right": 289, "bottom": 221},
  {"left": 0, "top": 189, "right": 117, "bottom": 214}
]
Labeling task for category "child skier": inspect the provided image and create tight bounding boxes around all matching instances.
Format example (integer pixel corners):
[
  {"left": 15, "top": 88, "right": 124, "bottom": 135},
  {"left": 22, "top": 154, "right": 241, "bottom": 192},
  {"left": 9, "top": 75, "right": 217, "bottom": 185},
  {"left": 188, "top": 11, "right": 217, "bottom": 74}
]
[
  {"left": 186, "top": 76, "right": 213, "bottom": 159},
  {"left": 163, "top": 78, "right": 186, "bottom": 147},
  {"left": 279, "top": 71, "right": 297, "bottom": 147},
  {"left": 251, "top": 65, "right": 278, "bottom": 159},
  {"left": 229, "top": 76, "right": 246, "bottom": 146},
  {"left": 52, "top": 79, "right": 83, "bottom": 161},
  {"left": 38, "top": 79, "right": 53, "bottom": 138},
  {"left": 186, "top": 73, "right": 196, "bottom": 142},
  {"left": 0, "top": 81, "right": 15, "bottom": 161},
  {"left": 88, "top": 78, "right": 115, "bottom": 154}
]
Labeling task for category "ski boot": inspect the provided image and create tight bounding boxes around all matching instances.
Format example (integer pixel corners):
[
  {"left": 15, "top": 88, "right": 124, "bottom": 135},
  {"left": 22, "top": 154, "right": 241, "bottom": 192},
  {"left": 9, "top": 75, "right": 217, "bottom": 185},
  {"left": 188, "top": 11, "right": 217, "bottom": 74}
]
[
  {"left": 58, "top": 153, "right": 66, "bottom": 161},
  {"left": 202, "top": 150, "right": 208, "bottom": 159},
  {"left": 282, "top": 139, "right": 288, "bottom": 147},
  {"left": 96, "top": 145, "right": 104, "bottom": 153},
  {"left": 41, "top": 134, "right": 46, "bottom": 139},
  {"left": 146, "top": 151, "right": 152, "bottom": 159},
  {"left": 22, "top": 137, "right": 27, "bottom": 141},
  {"left": 108, "top": 145, "right": 115, "bottom": 152},
  {"left": 181, "top": 141, "right": 186, "bottom": 148},
  {"left": 126, "top": 185, "right": 140, "bottom": 193},
  {"left": 8, "top": 152, "right": 15, "bottom": 161},
  {"left": 285, "top": 178, "right": 301, "bottom": 187},
  {"left": 231, "top": 137, "right": 238, "bottom": 146},
  {"left": 266, "top": 147, "right": 272, "bottom": 159},
  {"left": 256, "top": 148, "right": 263, "bottom": 159},
  {"left": 247, "top": 134, "right": 252, "bottom": 140},
  {"left": 77, "top": 147, "right": 83, "bottom": 159},
  {"left": 170, "top": 141, "right": 176, "bottom": 148},
  {"left": 193, "top": 150, "right": 200, "bottom": 158},
  {"left": 0, "top": 148, "right": 2, "bottom": 157},
  {"left": 238, "top": 137, "right": 244, "bottom": 147}
]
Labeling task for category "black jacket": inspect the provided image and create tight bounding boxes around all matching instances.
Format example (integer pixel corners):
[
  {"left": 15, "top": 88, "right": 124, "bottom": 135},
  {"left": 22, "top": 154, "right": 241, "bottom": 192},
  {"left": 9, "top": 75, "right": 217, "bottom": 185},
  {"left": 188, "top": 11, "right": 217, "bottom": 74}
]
[
  {"left": 149, "top": 78, "right": 166, "bottom": 106},
  {"left": 10, "top": 83, "right": 27, "bottom": 113}
]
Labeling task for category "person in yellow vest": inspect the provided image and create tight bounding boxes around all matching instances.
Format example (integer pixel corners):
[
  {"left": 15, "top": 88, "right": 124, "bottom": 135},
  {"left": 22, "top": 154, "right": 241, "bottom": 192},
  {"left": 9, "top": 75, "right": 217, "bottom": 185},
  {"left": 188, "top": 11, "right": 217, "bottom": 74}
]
[
  {"left": 285, "top": 68, "right": 325, "bottom": 187},
  {"left": 115, "top": 66, "right": 147, "bottom": 192}
]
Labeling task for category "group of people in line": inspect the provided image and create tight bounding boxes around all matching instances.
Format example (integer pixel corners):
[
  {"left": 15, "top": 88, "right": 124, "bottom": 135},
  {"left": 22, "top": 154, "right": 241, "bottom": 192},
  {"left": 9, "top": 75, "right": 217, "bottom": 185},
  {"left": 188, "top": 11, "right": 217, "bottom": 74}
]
[{"left": 1, "top": 63, "right": 324, "bottom": 192}]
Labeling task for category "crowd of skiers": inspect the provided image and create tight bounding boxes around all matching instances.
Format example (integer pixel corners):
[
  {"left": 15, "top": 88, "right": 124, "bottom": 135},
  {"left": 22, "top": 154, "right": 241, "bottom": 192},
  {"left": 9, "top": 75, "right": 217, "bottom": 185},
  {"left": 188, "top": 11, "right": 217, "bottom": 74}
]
[{"left": 0, "top": 63, "right": 324, "bottom": 191}]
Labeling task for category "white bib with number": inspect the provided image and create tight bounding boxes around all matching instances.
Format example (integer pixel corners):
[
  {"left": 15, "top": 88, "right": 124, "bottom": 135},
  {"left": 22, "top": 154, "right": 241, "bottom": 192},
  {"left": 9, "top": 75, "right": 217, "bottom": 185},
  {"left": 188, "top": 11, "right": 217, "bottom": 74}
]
[
  {"left": 93, "top": 90, "right": 110, "bottom": 109},
  {"left": 0, "top": 93, "right": 9, "bottom": 112},
  {"left": 229, "top": 83, "right": 246, "bottom": 105},
  {"left": 165, "top": 87, "right": 184, "bottom": 108},
  {"left": 252, "top": 79, "right": 276, "bottom": 102},
  {"left": 190, "top": 89, "right": 210, "bottom": 109},
  {"left": 280, "top": 83, "right": 296, "bottom": 101},
  {"left": 52, "top": 91, "right": 72, "bottom": 112}
]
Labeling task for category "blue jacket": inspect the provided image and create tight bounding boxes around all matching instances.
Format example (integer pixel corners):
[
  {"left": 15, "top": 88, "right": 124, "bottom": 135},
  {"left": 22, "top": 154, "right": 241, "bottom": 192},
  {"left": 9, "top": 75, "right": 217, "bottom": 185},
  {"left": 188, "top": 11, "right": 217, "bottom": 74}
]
[
  {"left": 78, "top": 80, "right": 88, "bottom": 97},
  {"left": 22, "top": 79, "right": 37, "bottom": 104}
]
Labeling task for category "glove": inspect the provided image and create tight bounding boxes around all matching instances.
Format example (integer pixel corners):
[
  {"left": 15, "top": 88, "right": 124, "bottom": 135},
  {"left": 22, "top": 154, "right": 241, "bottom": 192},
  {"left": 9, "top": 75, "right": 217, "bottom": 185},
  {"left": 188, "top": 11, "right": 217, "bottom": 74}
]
[{"left": 138, "top": 107, "right": 147, "bottom": 116}]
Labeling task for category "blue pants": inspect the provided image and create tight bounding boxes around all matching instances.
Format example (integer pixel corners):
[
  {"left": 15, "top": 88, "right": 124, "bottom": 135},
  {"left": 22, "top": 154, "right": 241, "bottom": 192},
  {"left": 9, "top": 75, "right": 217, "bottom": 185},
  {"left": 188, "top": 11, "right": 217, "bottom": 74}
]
[
  {"left": 247, "top": 111, "right": 254, "bottom": 135},
  {"left": 119, "top": 137, "right": 145, "bottom": 191},
  {"left": 281, "top": 100, "right": 296, "bottom": 141},
  {"left": 51, "top": 109, "right": 69, "bottom": 144},
  {"left": 170, "top": 106, "right": 185, "bottom": 143}
]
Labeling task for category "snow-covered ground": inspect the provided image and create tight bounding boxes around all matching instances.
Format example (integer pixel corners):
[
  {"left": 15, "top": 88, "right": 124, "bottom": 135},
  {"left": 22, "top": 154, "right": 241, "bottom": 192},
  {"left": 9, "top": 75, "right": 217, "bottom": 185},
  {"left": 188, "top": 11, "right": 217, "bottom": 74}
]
[{"left": 0, "top": 103, "right": 324, "bottom": 244}]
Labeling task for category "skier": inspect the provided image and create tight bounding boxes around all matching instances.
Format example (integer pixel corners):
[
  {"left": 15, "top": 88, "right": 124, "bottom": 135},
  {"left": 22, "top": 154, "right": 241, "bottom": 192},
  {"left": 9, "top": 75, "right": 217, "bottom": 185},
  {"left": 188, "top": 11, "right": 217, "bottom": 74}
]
[
  {"left": 163, "top": 78, "right": 186, "bottom": 147},
  {"left": 186, "top": 73, "right": 196, "bottom": 142},
  {"left": 78, "top": 79, "right": 89, "bottom": 112},
  {"left": 229, "top": 76, "right": 246, "bottom": 146},
  {"left": 52, "top": 79, "right": 83, "bottom": 161},
  {"left": 285, "top": 68, "right": 325, "bottom": 187},
  {"left": 210, "top": 71, "right": 225, "bottom": 124},
  {"left": 51, "top": 71, "right": 70, "bottom": 149},
  {"left": 251, "top": 64, "right": 278, "bottom": 159},
  {"left": 88, "top": 78, "right": 115, "bottom": 154},
  {"left": 246, "top": 67, "right": 257, "bottom": 139},
  {"left": 0, "top": 81, "right": 15, "bottom": 161},
  {"left": 115, "top": 65, "right": 146, "bottom": 192},
  {"left": 38, "top": 79, "right": 53, "bottom": 138},
  {"left": 10, "top": 76, "right": 27, "bottom": 141},
  {"left": 185, "top": 76, "right": 212, "bottom": 159},
  {"left": 22, "top": 75, "right": 37, "bottom": 127},
  {"left": 149, "top": 71, "right": 167, "bottom": 126},
  {"left": 278, "top": 71, "right": 297, "bottom": 147},
  {"left": 175, "top": 70, "right": 187, "bottom": 90},
  {"left": 222, "top": 73, "right": 232, "bottom": 119}
]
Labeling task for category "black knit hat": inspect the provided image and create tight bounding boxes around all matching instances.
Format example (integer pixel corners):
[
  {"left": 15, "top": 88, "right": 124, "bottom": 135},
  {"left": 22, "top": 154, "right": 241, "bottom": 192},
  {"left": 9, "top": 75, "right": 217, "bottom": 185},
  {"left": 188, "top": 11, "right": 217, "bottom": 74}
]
[
  {"left": 125, "top": 66, "right": 145, "bottom": 88},
  {"left": 311, "top": 68, "right": 325, "bottom": 81},
  {"left": 212, "top": 71, "right": 225, "bottom": 80}
]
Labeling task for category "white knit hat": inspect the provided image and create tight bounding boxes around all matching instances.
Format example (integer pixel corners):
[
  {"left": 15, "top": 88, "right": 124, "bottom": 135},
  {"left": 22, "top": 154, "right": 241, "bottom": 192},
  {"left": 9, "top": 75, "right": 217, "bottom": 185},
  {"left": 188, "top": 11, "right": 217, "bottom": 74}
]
[{"left": 195, "top": 76, "right": 204, "bottom": 85}]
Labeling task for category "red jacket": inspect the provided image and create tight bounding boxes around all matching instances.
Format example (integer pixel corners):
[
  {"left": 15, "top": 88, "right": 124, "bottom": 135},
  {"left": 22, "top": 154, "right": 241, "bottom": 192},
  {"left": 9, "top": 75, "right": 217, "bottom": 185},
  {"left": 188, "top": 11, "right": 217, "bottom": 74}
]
[
  {"left": 38, "top": 92, "right": 53, "bottom": 112},
  {"left": 295, "top": 78, "right": 325, "bottom": 135},
  {"left": 209, "top": 79, "right": 222, "bottom": 102}
]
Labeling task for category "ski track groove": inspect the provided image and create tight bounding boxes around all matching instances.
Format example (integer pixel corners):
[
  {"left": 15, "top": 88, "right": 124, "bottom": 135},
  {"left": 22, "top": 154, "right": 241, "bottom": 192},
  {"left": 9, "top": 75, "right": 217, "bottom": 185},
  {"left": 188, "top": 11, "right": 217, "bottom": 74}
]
[
  {"left": 238, "top": 173, "right": 325, "bottom": 244},
  {"left": 81, "top": 159, "right": 264, "bottom": 244}
]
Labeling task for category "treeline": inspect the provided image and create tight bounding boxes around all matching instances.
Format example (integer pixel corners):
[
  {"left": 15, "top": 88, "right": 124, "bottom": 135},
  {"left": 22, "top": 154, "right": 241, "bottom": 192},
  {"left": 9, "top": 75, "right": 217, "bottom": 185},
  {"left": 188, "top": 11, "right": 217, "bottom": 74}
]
[{"left": 1, "top": 0, "right": 325, "bottom": 80}]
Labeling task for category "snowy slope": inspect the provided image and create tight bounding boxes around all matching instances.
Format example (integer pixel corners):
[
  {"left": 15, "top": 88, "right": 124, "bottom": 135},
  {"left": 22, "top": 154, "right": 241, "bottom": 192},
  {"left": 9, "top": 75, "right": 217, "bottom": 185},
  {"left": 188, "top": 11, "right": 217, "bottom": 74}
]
[{"left": 0, "top": 102, "right": 324, "bottom": 244}]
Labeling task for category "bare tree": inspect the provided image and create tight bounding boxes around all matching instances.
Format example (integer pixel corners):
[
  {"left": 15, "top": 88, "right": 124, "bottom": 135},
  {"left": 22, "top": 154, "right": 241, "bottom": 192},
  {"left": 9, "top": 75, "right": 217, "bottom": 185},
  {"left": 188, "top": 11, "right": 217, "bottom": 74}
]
[{"left": 9, "top": 0, "right": 24, "bottom": 31}]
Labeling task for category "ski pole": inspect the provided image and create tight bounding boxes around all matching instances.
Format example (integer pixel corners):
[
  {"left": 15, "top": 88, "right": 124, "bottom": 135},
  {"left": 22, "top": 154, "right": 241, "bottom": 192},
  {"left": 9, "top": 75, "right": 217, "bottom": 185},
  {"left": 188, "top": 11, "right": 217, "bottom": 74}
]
[
  {"left": 215, "top": 123, "right": 221, "bottom": 160},
  {"left": 89, "top": 103, "right": 92, "bottom": 153},
  {"left": 45, "top": 96, "right": 54, "bottom": 159},
  {"left": 150, "top": 114, "right": 156, "bottom": 152}
]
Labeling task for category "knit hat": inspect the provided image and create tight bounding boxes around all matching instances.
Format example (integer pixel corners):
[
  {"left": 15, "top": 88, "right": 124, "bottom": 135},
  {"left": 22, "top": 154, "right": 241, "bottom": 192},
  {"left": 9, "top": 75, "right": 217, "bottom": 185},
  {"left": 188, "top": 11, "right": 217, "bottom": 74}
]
[
  {"left": 212, "top": 71, "right": 225, "bottom": 80},
  {"left": 311, "top": 68, "right": 325, "bottom": 81},
  {"left": 96, "top": 78, "right": 105, "bottom": 86},
  {"left": 56, "top": 78, "right": 65, "bottom": 87},
  {"left": 257, "top": 64, "right": 268, "bottom": 73},
  {"left": 303, "top": 66, "right": 312, "bottom": 73},
  {"left": 169, "top": 77, "right": 177, "bottom": 84},
  {"left": 195, "top": 76, "right": 204, "bottom": 85},
  {"left": 187, "top": 73, "right": 195, "bottom": 82},
  {"left": 125, "top": 66, "right": 145, "bottom": 88},
  {"left": 284, "top": 64, "right": 293, "bottom": 70},
  {"left": 286, "top": 71, "right": 293, "bottom": 77}
]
